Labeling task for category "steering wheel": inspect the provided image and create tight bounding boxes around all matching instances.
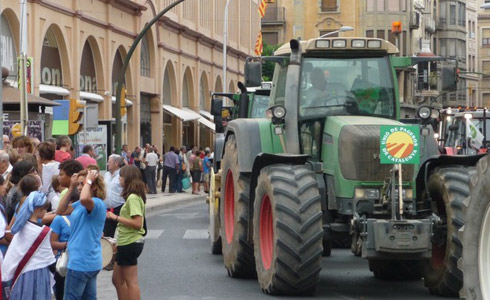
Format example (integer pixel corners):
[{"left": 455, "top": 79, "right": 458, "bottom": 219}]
[{"left": 304, "top": 95, "right": 359, "bottom": 115}]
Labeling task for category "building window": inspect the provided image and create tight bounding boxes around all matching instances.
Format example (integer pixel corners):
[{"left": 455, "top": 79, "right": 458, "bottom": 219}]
[
  {"left": 449, "top": 4, "right": 456, "bottom": 25},
  {"left": 483, "top": 29, "right": 490, "bottom": 47},
  {"left": 366, "top": 30, "right": 374, "bottom": 38},
  {"left": 458, "top": 2, "right": 465, "bottom": 27},
  {"left": 377, "top": 30, "right": 385, "bottom": 40},
  {"left": 263, "top": 32, "right": 279, "bottom": 45},
  {"left": 140, "top": 34, "right": 150, "bottom": 77},
  {"left": 321, "top": 0, "right": 338, "bottom": 12},
  {"left": 320, "top": 30, "right": 339, "bottom": 37}
]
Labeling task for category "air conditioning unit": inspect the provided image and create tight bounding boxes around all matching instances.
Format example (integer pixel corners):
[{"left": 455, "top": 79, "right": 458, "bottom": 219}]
[{"left": 410, "top": 12, "right": 420, "bottom": 29}]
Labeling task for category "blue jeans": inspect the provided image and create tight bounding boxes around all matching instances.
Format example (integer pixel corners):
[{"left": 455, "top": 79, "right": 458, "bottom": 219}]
[{"left": 64, "top": 269, "right": 99, "bottom": 300}]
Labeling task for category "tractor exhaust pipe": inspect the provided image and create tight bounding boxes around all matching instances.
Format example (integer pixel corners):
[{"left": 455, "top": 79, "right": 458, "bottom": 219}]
[{"left": 285, "top": 39, "right": 302, "bottom": 154}]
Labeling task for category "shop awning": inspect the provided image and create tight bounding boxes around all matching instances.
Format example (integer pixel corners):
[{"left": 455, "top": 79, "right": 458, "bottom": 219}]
[
  {"left": 198, "top": 116, "right": 215, "bottom": 131},
  {"left": 2, "top": 84, "right": 61, "bottom": 106},
  {"left": 162, "top": 105, "right": 200, "bottom": 122},
  {"left": 80, "top": 91, "right": 104, "bottom": 102},
  {"left": 199, "top": 110, "right": 214, "bottom": 121},
  {"left": 39, "top": 84, "right": 70, "bottom": 96},
  {"left": 111, "top": 96, "right": 133, "bottom": 106}
]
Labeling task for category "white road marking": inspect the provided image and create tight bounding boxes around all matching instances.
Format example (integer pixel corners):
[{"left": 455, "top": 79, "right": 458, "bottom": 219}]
[
  {"left": 159, "top": 213, "right": 200, "bottom": 220},
  {"left": 145, "top": 229, "right": 164, "bottom": 239},
  {"left": 183, "top": 229, "right": 209, "bottom": 239}
]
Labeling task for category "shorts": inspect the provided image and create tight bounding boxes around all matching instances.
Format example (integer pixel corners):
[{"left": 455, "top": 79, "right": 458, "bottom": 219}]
[
  {"left": 203, "top": 173, "right": 210, "bottom": 183},
  {"left": 191, "top": 170, "right": 201, "bottom": 183},
  {"left": 116, "top": 242, "right": 144, "bottom": 266}
]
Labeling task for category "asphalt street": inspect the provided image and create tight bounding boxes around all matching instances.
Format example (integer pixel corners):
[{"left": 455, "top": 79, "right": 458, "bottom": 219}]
[{"left": 120, "top": 198, "right": 459, "bottom": 300}]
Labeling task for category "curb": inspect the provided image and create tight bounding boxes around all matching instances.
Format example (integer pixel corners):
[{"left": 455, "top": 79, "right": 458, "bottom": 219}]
[{"left": 146, "top": 194, "right": 205, "bottom": 213}]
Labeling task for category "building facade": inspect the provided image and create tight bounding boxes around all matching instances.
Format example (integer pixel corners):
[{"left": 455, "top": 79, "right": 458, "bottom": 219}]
[
  {"left": 1, "top": 0, "right": 260, "bottom": 151},
  {"left": 479, "top": 0, "right": 490, "bottom": 107}
]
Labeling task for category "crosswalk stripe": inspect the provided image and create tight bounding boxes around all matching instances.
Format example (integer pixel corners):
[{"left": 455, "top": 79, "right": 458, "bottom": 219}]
[
  {"left": 183, "top": 229, "right": 209, "bottom": 239},
  {"left": 145, "top": 229, "right": 164, "bottom": 239}
]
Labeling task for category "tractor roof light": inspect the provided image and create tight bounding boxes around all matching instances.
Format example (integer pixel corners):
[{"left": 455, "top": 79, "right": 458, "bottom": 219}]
[
  {"left": 417, "top": 105, "right": 432, "bottom": 121},
  {"left": 351, "top": 40, "right": 366, "bottom": 48},
  {"left": 367, "top": 40, "right": 382, "bottom": 48},
  {"left": 332, "top": 40, "right": 347, "bottom": 48},
  {"left": 464, "top": 113, "right": 473, "bottom": 119},
  {"left": 316, "top": 40, "right": 330, "bottom": 48}
]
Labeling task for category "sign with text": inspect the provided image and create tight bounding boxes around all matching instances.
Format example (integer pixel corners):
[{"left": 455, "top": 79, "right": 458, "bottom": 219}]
[
  {"left": 380, "top": 126, "right": 419, "bottom": 164},
  {"left": 77, "top": 125, "right": 108, "bottom": 171}
]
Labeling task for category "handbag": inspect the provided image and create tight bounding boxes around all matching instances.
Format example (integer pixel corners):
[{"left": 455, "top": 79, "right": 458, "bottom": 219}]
[
  {"left": 55, "top": 216, "right": 70, "bottom": 277},
  {"left": 181, "top": 161, "right": 187, "bottom": 172},
  {"left": 182, "top": 176, "right": 191, "bottom": 190},
  {"left": 55, "top": 250, "right": 68, "bottom": 277}
]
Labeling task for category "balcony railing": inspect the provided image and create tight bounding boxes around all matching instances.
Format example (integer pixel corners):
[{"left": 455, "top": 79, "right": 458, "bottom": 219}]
[{"left": 262, "top": 7, "right": 286, "bottom": 24}]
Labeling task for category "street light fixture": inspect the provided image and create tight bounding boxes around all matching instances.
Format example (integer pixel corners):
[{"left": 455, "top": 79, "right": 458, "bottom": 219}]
[
  {"left": 481, "top": 3, "right": 490, "bottom": 9},
  {"left": 319, "top": 26, "right": 354, "bottom": 38}
]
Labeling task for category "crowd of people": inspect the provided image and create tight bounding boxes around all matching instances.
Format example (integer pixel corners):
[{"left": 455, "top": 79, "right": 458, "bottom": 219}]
[
  {"left": 124, "top": 144, "right": 213, "bottom": 195},
  {"left": 0, "top": 134, "right": 147, "bottom": 300}
]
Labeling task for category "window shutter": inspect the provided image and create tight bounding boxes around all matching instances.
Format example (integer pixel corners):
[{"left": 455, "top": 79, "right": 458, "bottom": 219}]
[{"left": 322, "top": 0, "right": 337, "bottom": 12}]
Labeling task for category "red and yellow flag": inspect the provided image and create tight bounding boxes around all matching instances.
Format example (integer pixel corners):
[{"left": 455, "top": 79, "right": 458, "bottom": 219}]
[
  {"left": 258, "top": 0, "right": 268, "bottom": 18},
  {"left": 254, "top": 31, "right": 263, "bottom": 56}
]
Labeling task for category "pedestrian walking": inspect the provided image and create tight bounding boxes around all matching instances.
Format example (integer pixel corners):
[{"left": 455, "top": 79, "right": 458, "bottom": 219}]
[
  {"left": 55, "top": 168, "right": 106, "bottom": 300},
  {"left": 3, "top": 135, "right": 11, "bottom": 152},
  {"left": 106, "top": 165, "right": 146, "bottom": 300},
  {"left": 1, "top": 191, "right": 54, "bottom": 300},
  {"left": 0, "top": 151, "right": 12, "bottom": 181},
  {"left": 121, "top": 144, "right": 129, "bottom": 165},
  {"left": 144, "top": 147, "right": 158, "bottom": 194},
  {"left": 0, "top": 176, "right": 9, "bottom": 257},
  {"left": 161, "top": 146, "right": 179, "bottom": 193},
  {"left": 104, "top": 155, "right": 125, "bottom": 239},
  {"left": 191, "top": 150, "right": 203, "bottom": 194},
  {"left": 203, "top": 150, "right": 211, "bottom": 193},
  {"left": 5, "top": 160, "right": 37, "bottom": 223},
  {"left": 75, "top": 145, "right": 97, "bottom": 169},
  {"left": 11, "top": 135, "right": 34, "bottom": 155}
]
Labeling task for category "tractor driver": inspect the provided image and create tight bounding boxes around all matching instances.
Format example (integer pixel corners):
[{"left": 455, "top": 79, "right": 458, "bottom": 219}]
[{"left": 303, "top": 68, "right": 347, "bottom": 110}]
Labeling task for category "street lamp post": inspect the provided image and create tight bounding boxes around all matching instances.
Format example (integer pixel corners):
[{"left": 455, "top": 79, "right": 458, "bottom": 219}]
[
  {"left": 114, "top": 0, "right": 185, "bottom": 154},
  {"left": 319, "top": 26, "right": 354, "bottom": 38},
  {"left": 223, "top": 0, "right": 232, "bottom": 94},
  {"left": 20, "top": 0, "right": 28, "bottom": 135}
]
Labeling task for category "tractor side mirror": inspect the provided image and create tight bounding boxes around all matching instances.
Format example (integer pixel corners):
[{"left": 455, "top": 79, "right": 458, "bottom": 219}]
[
  {"left": 441, "top": 65, "right": 458, "bottom": 92},
  {"left": 210, "top": 98, "right": 223, "bottom": 116},
  {"left": 448, "top": 124, "right": 459, "bottom": 131},
  {"left": 245, "top": 61, "right": 262, "bottom": 87}
]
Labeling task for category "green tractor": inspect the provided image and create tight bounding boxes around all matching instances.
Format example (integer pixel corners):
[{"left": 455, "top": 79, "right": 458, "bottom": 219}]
[{"left": 210, "top": 37, "right": 484, "bottom": 296}]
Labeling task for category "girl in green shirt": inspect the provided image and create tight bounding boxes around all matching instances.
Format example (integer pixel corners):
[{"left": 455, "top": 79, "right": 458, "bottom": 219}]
[{"left": 106, "top": 165, "right": 146, "bottom": 300}]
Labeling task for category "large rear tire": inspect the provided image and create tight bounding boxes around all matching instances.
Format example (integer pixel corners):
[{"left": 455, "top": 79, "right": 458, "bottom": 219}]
[
  {"left": 368, "top": 260, "right": 423, "bottom": 280},
  {"left": 253, "top": 164, "right": 323, "bottom": 295},
  {"left": 459, "top": 155, "right": 490, "bottom": 300},
  {"left": 220, "top": 135, "right": 256, "bottom": 277},
  {"left": 423, "top": 166, "right": 475, "bottom": 296}
]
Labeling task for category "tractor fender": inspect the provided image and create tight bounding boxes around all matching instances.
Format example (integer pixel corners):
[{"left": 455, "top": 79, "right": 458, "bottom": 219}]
[
  {"left": 247, "top": 153, "right": 312, "bottom": 240},
  {"left": 223, "top": 119, "right": 263, "bottom": 173},
  {"left": 415, "top": 154, "right": 486, "bottom": 200}
]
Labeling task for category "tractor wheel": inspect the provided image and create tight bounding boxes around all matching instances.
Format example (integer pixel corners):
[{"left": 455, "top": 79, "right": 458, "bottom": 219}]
[
  {"left": 253, "top": 164, "right": 323, "bottom": 295},
  {"left": 368, "top": 260, "right": 423, "bottom": 280},
  {"left": 220, "top": 135, "right": 256, "bottom": 277},
  {"left": 423, "top": 165, "right": 475, "bottom": 297},
  {"left": 351, "top": 231, "right": 362, "bottom": 257},
  {"left": 209, "top": 168, "right": 222, "bottom": 255},
  {"left": 459, "top": 155, "right": 490, "bottom": 300}
]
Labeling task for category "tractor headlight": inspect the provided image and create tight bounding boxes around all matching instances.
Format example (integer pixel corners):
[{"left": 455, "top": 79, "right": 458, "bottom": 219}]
[
  {"left": 394, "top": 188, "right": 413, "bottom": 199},
  {"left": 355, "top": 188, "right": 380, "bottom": 199},
  {"left": 272, "top": 106, "right": 286, "bottom": 119},
  {"left": 417, "top": 105, "right": 432, "bottom": 121}
]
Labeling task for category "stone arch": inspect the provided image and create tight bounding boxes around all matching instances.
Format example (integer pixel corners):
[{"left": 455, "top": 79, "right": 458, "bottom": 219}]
[
  {"left": 182, "top": 66, "right": 194, "bottom": 108},
  {"left": 39, "top": 23, "right": 72, "bottom": 87},
  {"left": 79, "top": 35, "right": 105, "bottom": 93},
  {"left": 214, "top": 75, "right": 223, "bottom": 93},
  {"left": 199, "top": 71, "right": 210, "bottom": 110},
  {"left": 163, "top": 60, "right": 177, "bottom": 105},
  {"left": 1, "top": 8, "right": 20, "bottom": 53},
  {"left": 111, "top": 45, "right": 133, "bottom": 97},
  {"left": 228, "top": 80, "right": 235, "bottom": 93}
]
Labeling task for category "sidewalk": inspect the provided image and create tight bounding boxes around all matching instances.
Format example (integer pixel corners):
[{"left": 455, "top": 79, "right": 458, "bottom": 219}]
[{"left": 97, "top": 190, "right": 205, "bottom": 299}]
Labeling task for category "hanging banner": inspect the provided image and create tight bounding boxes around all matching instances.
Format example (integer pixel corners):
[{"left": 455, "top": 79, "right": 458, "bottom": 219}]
[
  {"left": 3, "top": 120, "right": 44, "bottom": 140},
  {"left": 17, "top": 56, "right": 34, "bottom": 94}
]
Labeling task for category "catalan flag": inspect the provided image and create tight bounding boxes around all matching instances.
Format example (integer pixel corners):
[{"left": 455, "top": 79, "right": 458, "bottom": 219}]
[
  {"left": 254, "top": 31, "right": 263, "bottom": 56},
  {"left": 258, "top": 0, "right": 268, "bottom": 18}
]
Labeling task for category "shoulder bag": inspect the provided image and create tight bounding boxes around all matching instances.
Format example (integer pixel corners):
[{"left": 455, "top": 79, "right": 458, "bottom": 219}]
[{"left": 55, "top": 216, "right": 70, "bottom": 277}]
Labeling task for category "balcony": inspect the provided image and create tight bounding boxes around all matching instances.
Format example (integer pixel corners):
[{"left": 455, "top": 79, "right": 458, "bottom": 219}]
[
  {"left": 262, "top": 7, "right": 286, "bottom": 25},
  {"left": 425, "top": 16, "right": 435, "bottom": 33}
]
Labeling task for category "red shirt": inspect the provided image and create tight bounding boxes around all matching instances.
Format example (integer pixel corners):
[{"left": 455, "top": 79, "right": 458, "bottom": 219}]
[
  {"left": 55, "top": 150, "right": 71, "bottom": 162},
  {"left": 76, "top": 154, "right": 97, "bottom": 169}
]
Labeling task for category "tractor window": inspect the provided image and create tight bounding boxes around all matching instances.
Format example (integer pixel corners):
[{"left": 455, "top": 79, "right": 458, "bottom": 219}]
[
  {"left": 250, "top": 94, "right": 270, "bottom": 118},
  {"left": 299, "top": 57, "right": 396, "bottom": 119},
  {"left": 270, "top": 63, "right": 288, "bottom": 106}
]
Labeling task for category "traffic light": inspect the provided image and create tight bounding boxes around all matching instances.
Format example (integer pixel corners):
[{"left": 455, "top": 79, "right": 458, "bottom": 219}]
[
  {"left": 441, "top": 62, "right": 458, "bottom": 92},
  {"left": 69, "top": 98, "right": 85, "bottom": 135},
  {"left": 392, "top": 21, "right": 402, "bottom": 34},
  {"left": 120, "top": 86, "right": 127, "bottom": 117}
]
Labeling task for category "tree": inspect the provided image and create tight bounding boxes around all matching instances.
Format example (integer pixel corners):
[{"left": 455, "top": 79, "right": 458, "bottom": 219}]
[{"left": 262, "top": 42, "right": 281, "bottom": 81}]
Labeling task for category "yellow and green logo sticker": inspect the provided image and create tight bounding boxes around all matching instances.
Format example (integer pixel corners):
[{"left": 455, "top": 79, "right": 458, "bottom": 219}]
[{"left": 380, "top": 126, "right": 419, "bottom": 164}]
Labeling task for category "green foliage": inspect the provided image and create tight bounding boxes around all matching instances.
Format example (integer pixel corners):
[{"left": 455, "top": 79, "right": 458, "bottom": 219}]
[{"left": 262, "top": 42, "right": 281, "bottom": 81}]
